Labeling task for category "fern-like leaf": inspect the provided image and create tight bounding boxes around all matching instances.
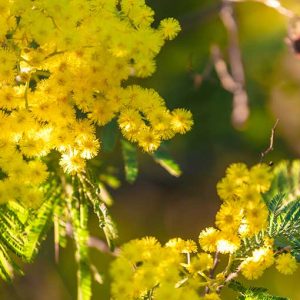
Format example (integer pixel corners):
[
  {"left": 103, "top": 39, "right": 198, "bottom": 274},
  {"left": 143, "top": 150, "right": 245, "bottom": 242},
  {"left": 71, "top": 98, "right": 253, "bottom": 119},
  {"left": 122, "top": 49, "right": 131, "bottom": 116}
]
[
  {"left": 24, "top": 196, "right": 57, "bottom": 262},
  {"left": 229, "top": 281, "right": 289, "bottom": 300}
]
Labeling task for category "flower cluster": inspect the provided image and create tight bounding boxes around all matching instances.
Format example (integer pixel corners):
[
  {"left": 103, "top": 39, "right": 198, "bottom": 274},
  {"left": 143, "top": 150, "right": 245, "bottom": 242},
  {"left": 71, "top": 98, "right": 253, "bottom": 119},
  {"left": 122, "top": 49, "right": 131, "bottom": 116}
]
[
  {"left": 0, "top": 0, "right": 192, "bottom": 207},
  {"left": 110, "top": 163, "right": 299, "bottom": 299},
  {"left": 200, "top": 163, "right": 272, "bottom": 255},
  {"left": 110, "top": 237, "right": 219, "bottom": 300}
]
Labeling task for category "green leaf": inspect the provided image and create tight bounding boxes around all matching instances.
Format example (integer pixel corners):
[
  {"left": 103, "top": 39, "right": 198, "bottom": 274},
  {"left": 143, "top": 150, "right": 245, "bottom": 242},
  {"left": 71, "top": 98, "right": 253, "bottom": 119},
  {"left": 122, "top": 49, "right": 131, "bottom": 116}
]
[
  {"left": 68, "top": 197, "right": 92, "bottom": 300},
  {"left": 228, "top": 280, "right": 246, "bottom": 293},
  {"left": 93, "top": 200, "right": 118, "bottom": 251},
  {"left": 101, "top": 119, "right": 119, "bottom": 153},
  {"left": 121, "top": 139, "right": 138, "bottom": 183},
  {"left": 151, "top": 147, "right": 182, "bottom": 177},
  {"left": 24, "top": 196, "right": 56, "bottom": 262},
  {"left": 0, "top": 215, "right": 25, "bottom": 259},
  {"left": 265, "top": 193, "right": 285, "bottom": 215},
  {"left": 229, "top": 281, "right": 288, "bottom": 300},
  {"left": 78, "top": 174, "right": 118, "bottom": 251},
  {"left": 54, "top": 203, "right": 68, "bottom": 249},
  {"left": 263, "top": 161, "right": 300, "bottom": 259},
  {"left": 0, "top": 243, "right": 22, "bottom": 282},
  {"left": 98, "top": 182, "right": 114, "bottom": 206}
]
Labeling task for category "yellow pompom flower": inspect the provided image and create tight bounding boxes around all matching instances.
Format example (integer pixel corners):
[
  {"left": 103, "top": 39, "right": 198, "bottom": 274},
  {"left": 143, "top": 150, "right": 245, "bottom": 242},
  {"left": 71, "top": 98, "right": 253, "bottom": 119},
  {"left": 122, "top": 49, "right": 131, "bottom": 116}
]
[
  {"left": 159, "top": 18, "right": 181, "bottom": 40},
  {"left": 60, "top": 150, "right": 86, "bottom": 175},
  {"left": 21, "top": 188, "right": 44, "bottom": 209},
  {"left": 236, "top": 184, "right": 262, "bottom": 204},
  {"left": 216, "top": 232, "right": 240, "bottom": 254},
  {"left": 187, "top": 253, "right": 213, "bottom": 274},
  {"left": 0, "top": 86, "right": 25, "bottom": 110},
  {"left": 0, "top": 48, "right": 17, "bottom": 82},
  {"left": 216, "top": 177, "right": 238, "bottom": 202},
  {"left": 252, "top": 247, "right": 274, "bottom": 268},
  {"left": 76, "top": 137, "right": 100, "bottom": 159},
  {"left": 137, "top": 127, "right": 161, "bottom": 152},
  {"left": 245, "top": 200, "right": 269, "bottom": 235},
  {"left": 226, "top": 163, "right": 249, "bottom": 184},
  {"left": 250, "top": 164, "right": 273, "bottom": 193},
  {"left": 171, "top": 109, "right": 193, "bottom": 134},
  {"left": 241, "top": 247, "right": 274, "bottom": 280},
  {"left": 241, "top": 259, "right": 265, "bottom": 280},
  {"left": 27, "top": 161, "right": 49, "bottom": 185},
  {"left": 88, "top": 100, "right": 116, "bottom": 126},
  {"left": 199, "top": 227, "right": 220, "bottom": 252},
  {"left": 166, "top": 238, "right": 197, "bottom": 254},
  {"left": 215, "top": 202, "right": 242, "bottom": 232},
  {"left": 276, "top": 253, "right": 298, "bottom": 275}
]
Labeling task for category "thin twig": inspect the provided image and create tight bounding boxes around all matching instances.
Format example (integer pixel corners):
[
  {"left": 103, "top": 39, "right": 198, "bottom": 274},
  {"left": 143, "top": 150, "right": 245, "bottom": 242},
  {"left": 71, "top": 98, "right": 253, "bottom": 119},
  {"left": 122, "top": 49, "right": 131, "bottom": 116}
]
[
  {"left": 210, "top": 251, "right": 219, "bottom": 278},
  {"left": 65, "top": 222, "right": 119, "bottom": 257},
  {"left": 87, "top": 236, "right": 119, "bottom": 256},
  {"left": 204, "top": 251, "right": 220, "bottom": 294},
  {"left": 187, "top": 55, "right": 213, "bottom": 89},
  {"left": 274, "top": 245, "right": 292, "bottom": 255},
  {"left": 216, "top": 264, "right": 242, "bottom": 293},
  {"left": 260, "top": 119, "right": 279, "bottom": 162}
]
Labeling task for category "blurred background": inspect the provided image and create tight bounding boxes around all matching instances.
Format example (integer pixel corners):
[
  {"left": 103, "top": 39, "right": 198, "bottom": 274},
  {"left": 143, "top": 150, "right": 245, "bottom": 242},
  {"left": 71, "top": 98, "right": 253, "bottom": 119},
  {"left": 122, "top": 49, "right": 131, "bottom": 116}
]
[{"left": 2, "top": 0, "right": 300, "bottom": 299}]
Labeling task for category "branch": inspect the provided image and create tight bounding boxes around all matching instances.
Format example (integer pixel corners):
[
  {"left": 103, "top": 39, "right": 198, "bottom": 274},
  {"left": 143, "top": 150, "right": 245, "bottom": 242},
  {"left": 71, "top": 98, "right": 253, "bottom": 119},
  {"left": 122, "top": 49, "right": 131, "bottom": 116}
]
[
  {"left": 211, "top": 45, "right": 238, "bottom": 93},
  {"left": 210, "top": 251, "right": 220, "bottom": 278},
  {"left": 87, "top": 237, "right": 119, "bottom": 257},
  {"left": 220, "top": 0, "right": 250, "bottom": 129},
  {"left": 260, "top": 119, "right": 279, "bottom": 162},
  {"left": 211, "top": 43, "right": 249, "bottom": 126},
  {"left": 216, "top": 264, "right": 242, "bottom": 293},
  {"left": 65, "top": 222, "right": 119, "bottom": 257},
  {"left": 187, "top": 55, "right": 213, "bottom": 89},
  {"left": 203, "top": 0, "right": 250, "bottom": 130},
  {"left": 205, "top": 251, "right": 220, "bottom": 294}
]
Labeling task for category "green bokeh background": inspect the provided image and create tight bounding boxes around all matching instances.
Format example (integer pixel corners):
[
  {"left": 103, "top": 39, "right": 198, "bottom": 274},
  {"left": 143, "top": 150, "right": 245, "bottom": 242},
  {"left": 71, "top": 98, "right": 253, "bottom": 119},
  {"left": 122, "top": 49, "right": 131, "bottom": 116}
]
[{"left": 2, "top": 0, "right": 300, "bottom": 299}]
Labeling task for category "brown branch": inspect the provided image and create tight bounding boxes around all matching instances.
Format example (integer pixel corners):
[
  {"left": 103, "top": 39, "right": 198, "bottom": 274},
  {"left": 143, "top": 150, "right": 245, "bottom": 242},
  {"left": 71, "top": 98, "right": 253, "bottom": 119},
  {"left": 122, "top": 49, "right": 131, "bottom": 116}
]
[
  {"left": 221, "top": 0, "right": 250, "bottom": 129},
  {"left": 210, "top": 251, "right": 220, "bottom": 278},
  {"left": 187, "top": 55, "right": 213, "bottom": 89},
  {"left": 211, "top": 45, "right": 238, "bottom": 93},
  {"left": 274, "top": 245, "right": 292, "bottom": 255},
  {"left": 211, "top": 43, "right": 249, "bottom": 129},
  {"left": 87, "top": 236, "right": 119, "bottom": 256},
  {"left": 260, "top": 119, "right": 279, "bottom": 162},
  {"left": 65, "top": 222, "right": 119, "bottom": 258},
  {"left": 204, "top": 251, "right": 220, "bottom": 294},
  {"left": 216, "top": 264, "right": 242, "bottom": 293}
]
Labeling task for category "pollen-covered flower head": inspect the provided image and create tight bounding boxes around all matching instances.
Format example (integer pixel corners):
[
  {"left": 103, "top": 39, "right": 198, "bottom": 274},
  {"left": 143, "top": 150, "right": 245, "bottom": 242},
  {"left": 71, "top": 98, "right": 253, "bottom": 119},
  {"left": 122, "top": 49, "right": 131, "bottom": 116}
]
[{"left": 276, "top": 253, "right": 298, "bottom": 275}]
